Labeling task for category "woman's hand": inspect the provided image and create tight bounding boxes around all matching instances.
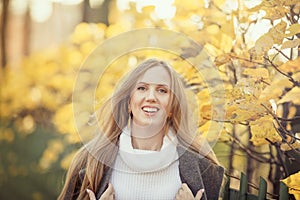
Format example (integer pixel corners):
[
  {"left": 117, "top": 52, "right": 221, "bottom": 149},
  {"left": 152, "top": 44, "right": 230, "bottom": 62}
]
[
  {"left": 175, "top": 183, "right": 204, "bottom": 200},
  {"left": 86, "top": 183, "right": 115, "bottom": 200}
]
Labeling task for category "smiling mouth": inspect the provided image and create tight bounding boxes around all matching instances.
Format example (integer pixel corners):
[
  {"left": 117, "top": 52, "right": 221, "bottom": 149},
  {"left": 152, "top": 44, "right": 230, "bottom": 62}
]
[{"left": 142, "top": 106, "right": 159, "bottom": 113}]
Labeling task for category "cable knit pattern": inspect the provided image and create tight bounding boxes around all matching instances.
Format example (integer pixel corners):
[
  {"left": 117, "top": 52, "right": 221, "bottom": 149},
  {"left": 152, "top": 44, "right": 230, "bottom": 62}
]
[{"left": 110, "top": 127, "right": 182, "bottom": 200}]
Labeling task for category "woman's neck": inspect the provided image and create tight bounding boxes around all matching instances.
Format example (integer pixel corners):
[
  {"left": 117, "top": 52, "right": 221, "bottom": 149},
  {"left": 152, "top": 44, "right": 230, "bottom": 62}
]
[{"left": 130, "top": 123, "right": 165, "bottom": 151}]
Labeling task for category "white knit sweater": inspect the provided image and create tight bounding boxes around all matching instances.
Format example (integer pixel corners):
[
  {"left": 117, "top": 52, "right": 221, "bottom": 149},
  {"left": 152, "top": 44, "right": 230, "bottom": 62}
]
[{"left": 110, "top": 127, "right": 182, "bottom": 200}]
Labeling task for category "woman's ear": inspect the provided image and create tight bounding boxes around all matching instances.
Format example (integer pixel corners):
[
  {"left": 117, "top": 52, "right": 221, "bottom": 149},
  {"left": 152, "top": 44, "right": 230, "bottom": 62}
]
[
  {"left": 128, "top": 100, "right": 133, "bottom": 118},
  {"left": 128, "top": 99, "right": 131, "bottom": 112}
]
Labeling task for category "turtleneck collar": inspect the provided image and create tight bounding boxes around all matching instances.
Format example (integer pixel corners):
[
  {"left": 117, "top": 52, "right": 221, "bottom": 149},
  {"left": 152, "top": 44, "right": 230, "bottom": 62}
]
[{"left": 118, "top": 126, "right": 179, "bottom": 172}]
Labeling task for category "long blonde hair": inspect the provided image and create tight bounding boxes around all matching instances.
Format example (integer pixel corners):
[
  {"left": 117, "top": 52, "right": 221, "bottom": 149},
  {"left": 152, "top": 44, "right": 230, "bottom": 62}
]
[{"left": 58, "top": 58, "right": 219, "bottom": 199}]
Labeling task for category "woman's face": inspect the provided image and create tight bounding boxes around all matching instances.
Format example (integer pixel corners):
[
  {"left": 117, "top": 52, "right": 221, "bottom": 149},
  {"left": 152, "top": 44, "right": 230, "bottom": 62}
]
[{"left": 129, "top": 66, "right": 171, "bottom": 130}]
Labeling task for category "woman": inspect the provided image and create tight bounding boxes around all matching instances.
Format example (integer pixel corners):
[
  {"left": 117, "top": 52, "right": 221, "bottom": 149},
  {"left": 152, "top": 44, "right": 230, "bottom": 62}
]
[{"left": 58, "top": 59, "right": 224, "bottom": 200}]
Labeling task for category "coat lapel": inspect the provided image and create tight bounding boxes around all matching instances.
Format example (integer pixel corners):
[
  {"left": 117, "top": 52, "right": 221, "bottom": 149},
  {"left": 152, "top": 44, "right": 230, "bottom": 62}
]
[
  {"left": 96, "top": 166, "right": 113, "bottom": 199},
  {"left": 177, "top": 146, "right": 208, "bottom": 200}
]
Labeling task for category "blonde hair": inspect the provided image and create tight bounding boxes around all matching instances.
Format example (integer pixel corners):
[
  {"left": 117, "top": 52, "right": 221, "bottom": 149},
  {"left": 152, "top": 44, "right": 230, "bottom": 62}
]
[{"left": 58, "top": 58, "right": 219, "bottom": 199}]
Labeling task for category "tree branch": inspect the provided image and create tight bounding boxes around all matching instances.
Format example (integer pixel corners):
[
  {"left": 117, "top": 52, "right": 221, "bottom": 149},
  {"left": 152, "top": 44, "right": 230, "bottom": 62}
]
[
  {"left": 271, "top": 140, "right": 289, "bottom": 177},
  {"left": 273, "top": 46, "right": 291, "bottom": 61},
  {"left": 277, "top": 116, "right": 300, "bottom": 122},
  {"left": 230, "top": 55, "right": 267, "bottom": 66},
  {"left": 264, "top": 56, "right": 300, "bottom": 87},
  {"left": 261, "top": 103, "right": 300, "bottom": 145}
]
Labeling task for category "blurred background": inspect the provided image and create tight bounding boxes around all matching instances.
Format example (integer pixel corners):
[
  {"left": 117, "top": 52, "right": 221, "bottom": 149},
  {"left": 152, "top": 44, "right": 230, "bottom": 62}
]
[{"left": 1, "top": 0, "right": 300, "bottom": 199}]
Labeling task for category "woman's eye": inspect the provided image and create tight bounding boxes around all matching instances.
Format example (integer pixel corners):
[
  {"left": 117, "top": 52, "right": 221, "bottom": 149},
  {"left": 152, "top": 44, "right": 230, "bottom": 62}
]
[
  {"left": 137, "top": 86, "right": 146, "bottom": 91},
  {"left": 158, "top": 88, "right": 168, "bottom": 93}
]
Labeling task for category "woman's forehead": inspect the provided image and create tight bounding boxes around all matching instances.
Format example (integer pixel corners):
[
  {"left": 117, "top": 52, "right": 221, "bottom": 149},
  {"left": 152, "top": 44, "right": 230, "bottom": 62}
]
[{"left": 137, "top": 66, "right": 171, "bottom": 87}]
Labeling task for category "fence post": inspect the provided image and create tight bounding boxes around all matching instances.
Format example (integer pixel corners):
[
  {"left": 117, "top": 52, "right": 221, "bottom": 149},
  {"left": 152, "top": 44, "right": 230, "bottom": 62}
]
[
  {"left": 258, "top": 177, "right": 267, "bottom": 200},
  {"left": 279, "top": 182, "right": 289, "bottom": 200},
  {"left": 223, "top": 177, "right": 230, "bottom": 200},
  {"left": 239, "top": 173, "right": 247, "bottom": 200}
]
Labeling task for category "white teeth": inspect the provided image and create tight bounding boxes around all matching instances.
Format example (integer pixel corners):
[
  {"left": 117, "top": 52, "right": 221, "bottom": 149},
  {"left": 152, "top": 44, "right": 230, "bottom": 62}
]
[{"left": 142, "top": 107, "right": 158, "bottom": 113}]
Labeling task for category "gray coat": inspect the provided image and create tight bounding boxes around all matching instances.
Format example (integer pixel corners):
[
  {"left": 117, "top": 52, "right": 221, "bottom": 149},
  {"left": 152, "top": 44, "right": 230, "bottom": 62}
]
[{"left": 73, "top": 146, "right": 224, "bottom": 200}]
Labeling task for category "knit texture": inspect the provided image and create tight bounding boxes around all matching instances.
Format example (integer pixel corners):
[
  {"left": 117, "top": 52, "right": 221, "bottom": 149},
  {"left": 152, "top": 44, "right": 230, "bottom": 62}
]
[
  {"left": 110, "top": 154, "right": 182, "bottom": 200},
  {"left": 110, "top": 127, "right": 182, "bottom": 200}
]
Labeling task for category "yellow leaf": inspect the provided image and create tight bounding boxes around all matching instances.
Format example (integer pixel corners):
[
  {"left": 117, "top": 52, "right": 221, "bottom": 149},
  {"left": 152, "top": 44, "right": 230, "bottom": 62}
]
[
  {"left": 293, "top": 72, "right": 300, "bottom": 82},
  {"left": 231, "top": 109, "right": 257, "bottom": 122},
  {"left": 263, "top": 6, "right": 288, "bottom": 21},
  {"left": 200, "top": 104, "right": 213, "bottom": 120},
  {"left": 214, "top": 53, "right": 231, "bottom": 66},
  {"left": 280, "top": 0, "right": 300, "bottom": 6},
  {"left": 278, "top": 57, "right": 300, "bottom": 73},
  {"left": 250, "top": 115, "right": 282, "bottom": 146},
  {"left": 260, "top": 78, "right": 293, "bottom": 100},
  {"left": 278, "top": 87, "right": 300, "bottom": 104},
  {"left": 254, "top": 34, "right": 274, "bottom": 54},
  {"left": 221, "top": 17, "right": 235, "bottom": 39},
  {"left": 262, "top": 0, "right": 279, "bottom": 7},
  {"left": 206, "top": 24, "right": 220, "bottom": 35},
  {"left": 281, "top": 38, "right": 300, "bottom": 49},
  {"left": 293, "top": 3, "right": 300, "bottom": 17},
  {"left": 286, "top": 23, "right": 300, "bottom": 37},
  {"left": 282, "top": 171, "right": 300, "bottom": 196},
  {"left": 236, "top": 78, "right": 264, "bottom": 98},
  {"left": 269, "top": 20, "right": 287, "bottom": 44},
  {"left": 219, "top": 32, "right": 234, "bottom": 53},
  {"left": 225, "top": 95, "right": 267, "bottom": 122},
  {"left": 243, "top": 68, "right": 269, "bottom": 79},
  {"left": 280, "top": 139, "right": 300, "bottom": 151}
]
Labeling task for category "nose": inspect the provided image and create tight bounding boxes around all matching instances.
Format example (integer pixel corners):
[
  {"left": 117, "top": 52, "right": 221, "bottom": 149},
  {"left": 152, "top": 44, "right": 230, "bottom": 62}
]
[{"left": 145, "top": 88, "right": 156, "bottom": 102}]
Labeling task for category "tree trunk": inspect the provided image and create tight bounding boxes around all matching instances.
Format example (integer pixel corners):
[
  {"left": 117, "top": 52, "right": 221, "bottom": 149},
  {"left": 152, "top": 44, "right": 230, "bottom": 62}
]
[
  {"left": 83, "top": 0, "right": 110, "bottom": 24},
  {"left": 1, "top": 0, "right": 9, "bottom": 68},
  {"left": 23, "top": 5, "right": 31, "bottom": 56},
  {"left": 228, "top": 125, "right": 236, "bottom": 175},
  {"left": 246, "top": 128, "right": 256, "bottom": 193}
]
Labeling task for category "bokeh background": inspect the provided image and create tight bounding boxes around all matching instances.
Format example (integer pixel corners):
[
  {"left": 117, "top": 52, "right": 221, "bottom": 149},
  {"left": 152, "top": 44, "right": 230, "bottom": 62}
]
[{"left": 1, "top": 0, "right": 300, "bottom": 199}]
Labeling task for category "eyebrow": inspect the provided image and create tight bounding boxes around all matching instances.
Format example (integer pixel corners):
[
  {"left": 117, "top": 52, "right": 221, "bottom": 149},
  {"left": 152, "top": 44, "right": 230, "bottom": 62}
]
[{"left": 136, "top": 82, "right": 170, "bottom": 87}]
